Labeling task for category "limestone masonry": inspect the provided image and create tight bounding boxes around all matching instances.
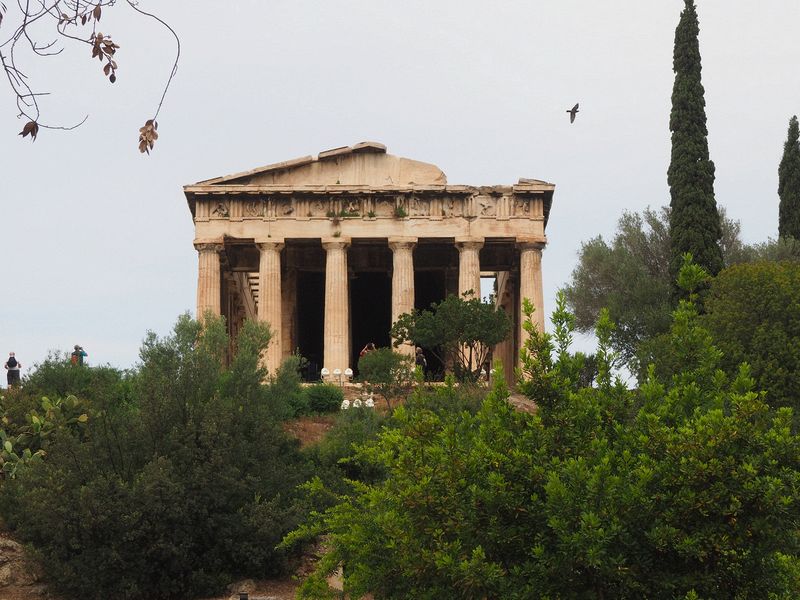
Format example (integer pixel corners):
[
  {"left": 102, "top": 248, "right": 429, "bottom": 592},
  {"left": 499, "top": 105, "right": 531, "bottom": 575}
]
[{"left": 184, "top": 142, "right": 554, "bottom": 384}]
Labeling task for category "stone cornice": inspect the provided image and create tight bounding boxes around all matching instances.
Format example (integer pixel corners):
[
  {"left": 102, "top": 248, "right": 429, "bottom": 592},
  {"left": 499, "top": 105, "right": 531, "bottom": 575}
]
[{"left": 184, "top": 182, "right": 555, "bottom": 196}]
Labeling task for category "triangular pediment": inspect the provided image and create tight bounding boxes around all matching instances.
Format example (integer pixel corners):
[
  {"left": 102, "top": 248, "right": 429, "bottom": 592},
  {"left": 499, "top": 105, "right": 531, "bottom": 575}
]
[{"left": 195, "top": 142, "right": 447, "bottom": 187}]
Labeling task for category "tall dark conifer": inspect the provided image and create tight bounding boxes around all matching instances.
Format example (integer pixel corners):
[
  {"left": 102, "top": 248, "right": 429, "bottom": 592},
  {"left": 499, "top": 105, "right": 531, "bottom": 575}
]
[
  {"left": 667, "top": 0, "right": 722, "bottom": 278},
  {"left": 778, "top": 115, "right": 800, "bottom": 239}
]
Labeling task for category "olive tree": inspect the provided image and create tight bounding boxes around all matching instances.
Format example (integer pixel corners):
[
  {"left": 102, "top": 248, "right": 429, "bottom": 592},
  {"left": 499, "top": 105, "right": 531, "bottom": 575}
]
[{"left": 390, "top": 292, "right": 512, "bottom": 382}]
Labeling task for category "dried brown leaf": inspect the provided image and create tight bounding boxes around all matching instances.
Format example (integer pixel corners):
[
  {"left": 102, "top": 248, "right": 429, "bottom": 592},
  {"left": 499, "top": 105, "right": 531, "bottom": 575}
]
[
  {"left": 138, "top": 120, "right": 159, "bottom": 154},
  {"left": 93, "top": 5, "right": 101, "bottom": 21},
  {"left": 19, "top": 121, "right": 39, "bottom": 141}
]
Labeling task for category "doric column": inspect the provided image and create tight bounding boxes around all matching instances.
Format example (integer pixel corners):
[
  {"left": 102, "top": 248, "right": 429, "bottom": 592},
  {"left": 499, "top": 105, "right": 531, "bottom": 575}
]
[
  {"left": 194, "top": 241, "right": 223, "bottom": 319},
  {"left": 256, "top": 240, "right": 284, "bottom": 374},
  {"left": 322, "top": 238, "right": 351, "bottom": 379},
  {"left": 456, "top": 237, "right": 484, "bottom": 299},
  {"left": 518, "top": 240, "right": 546, "bottom": 351},
  {"left": 389, "top": 237, "right": 417, "bottom": 357}
]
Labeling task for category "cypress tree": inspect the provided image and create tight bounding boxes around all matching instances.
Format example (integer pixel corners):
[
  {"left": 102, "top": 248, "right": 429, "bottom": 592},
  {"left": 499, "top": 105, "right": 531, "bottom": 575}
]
[
  {"left": 778, "top": 115, "right": 800, "bottom": 239},
  {"left": 667, "top": 0, "right": 723, "bottom": 278}
]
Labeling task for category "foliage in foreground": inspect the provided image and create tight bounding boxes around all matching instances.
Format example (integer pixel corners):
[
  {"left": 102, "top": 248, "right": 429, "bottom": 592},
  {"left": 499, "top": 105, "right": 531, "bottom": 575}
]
[
  {"left": 0, "top": 315, "right": 312, "bottom": 600},
  {"left": 287, "top": 263, "right": 800, "bottom": 599}
]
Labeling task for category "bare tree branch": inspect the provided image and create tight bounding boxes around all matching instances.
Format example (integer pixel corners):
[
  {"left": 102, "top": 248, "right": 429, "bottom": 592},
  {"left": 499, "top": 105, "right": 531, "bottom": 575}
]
[{"left": 0, "top": 0, "right": 177, "bottom": 152}]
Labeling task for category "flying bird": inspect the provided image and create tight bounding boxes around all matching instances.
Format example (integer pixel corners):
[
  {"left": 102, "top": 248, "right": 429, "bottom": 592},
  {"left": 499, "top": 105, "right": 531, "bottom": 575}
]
[{"left": 567, "top": 103, "right": 579, "bottom": 123}]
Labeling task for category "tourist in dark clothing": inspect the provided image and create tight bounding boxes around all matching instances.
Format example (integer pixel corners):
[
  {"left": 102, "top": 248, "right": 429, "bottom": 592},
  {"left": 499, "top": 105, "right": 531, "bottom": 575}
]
[
  {"left": 415, "top": 347, "right": 427, "bottom": 375},
  {"left": 5, "top": 352, "right": 21, "bottom": 387}
]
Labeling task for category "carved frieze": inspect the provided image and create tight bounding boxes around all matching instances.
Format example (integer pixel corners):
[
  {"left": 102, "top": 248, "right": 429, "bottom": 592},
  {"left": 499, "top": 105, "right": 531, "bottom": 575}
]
[
  {"left": 211, "top": 202, "right": 229, "bottom": 218},
  {"left": 410, "top": 196, "right": 430, "bottom": 216},
  {"left": 374, "top": 198, "right": 395, "bottom": 217},
  {"left": 194, "top": 190, "right": 538, "bottom": 225},
  {"left": 514, "top": 197, "right": 531, "bottom": 216},
  {"left": 273, "top": 198, "right": 294, "bottom": 217},
  {"left": 244, "top": 199, "right": 265, "bottom": 218},
  {"left": 343, "top": 199, "right": 360, "bottom": 215},
  {"left": 477, "top": 196, "right": 496, "bottom": 217},
  {"left": 441, "top": 197, "right": 462, "bottom": 218},
  {"left": 310, "top": 199, "right": 327, "bottom": 217}
]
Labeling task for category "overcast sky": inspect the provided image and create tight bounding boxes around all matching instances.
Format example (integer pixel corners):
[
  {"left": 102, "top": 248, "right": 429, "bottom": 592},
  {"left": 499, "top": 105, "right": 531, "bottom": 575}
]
[{"left": 2, "top": 1, "right": 799, "bottom": 376}]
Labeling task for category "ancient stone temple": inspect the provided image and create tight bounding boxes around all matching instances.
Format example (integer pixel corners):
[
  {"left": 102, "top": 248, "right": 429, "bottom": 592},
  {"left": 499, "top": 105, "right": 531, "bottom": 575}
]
[{"left": 183, "top": 142, "right": 554, "bottom": 384}]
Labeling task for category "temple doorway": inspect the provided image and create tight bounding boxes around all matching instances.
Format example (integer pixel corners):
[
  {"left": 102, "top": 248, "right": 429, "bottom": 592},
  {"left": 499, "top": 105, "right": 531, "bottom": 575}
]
[
  {"left": 414, "top": 269, "right": 447, "bottom": 379},
  {"left": 296, "top": 270, "right": 325, "bottom": 380},
  {"left": 350, "top": 271, "right": 392, "bottom": 374}
]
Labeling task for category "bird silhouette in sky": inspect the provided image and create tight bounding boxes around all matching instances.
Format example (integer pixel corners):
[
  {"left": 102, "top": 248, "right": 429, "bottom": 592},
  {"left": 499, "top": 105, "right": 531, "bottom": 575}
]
[{"left": 567, "top": 103, "right": 579, "bottom": 123}]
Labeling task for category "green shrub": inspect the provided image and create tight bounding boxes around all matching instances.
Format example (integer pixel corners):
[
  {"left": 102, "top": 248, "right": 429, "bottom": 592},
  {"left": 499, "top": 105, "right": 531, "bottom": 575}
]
[
  {"left": 304, "top": 384, "right": 344, "bottom": 413},
  {"left": 22, "top": 352, "right": 125, "bottom": 405},
  {"left": 265, "top": 355, "right": 309, "bottom": 419},
  {"left": 403, "top": 374, "right": 485, "bottom": 416},
  {"left": 357, "top": 348, "right": 413, "bottom": 411},
  {"left": 312, "top": 406, "right": 386, "bottom": 484},
  {"left": 0, "top": 315, "right": 313, "bottom": 600}
]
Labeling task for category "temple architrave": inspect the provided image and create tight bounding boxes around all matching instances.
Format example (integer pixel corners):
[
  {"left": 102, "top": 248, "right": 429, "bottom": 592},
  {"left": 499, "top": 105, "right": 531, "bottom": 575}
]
[{"left": 183, "top": 142, "right": 554, "bottom": 385}]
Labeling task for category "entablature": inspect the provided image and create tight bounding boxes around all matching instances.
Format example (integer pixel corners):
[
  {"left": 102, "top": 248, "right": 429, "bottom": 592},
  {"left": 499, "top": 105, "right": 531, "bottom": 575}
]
[{"left": 185, "top": 184, "right": 552, "bottom": 229}]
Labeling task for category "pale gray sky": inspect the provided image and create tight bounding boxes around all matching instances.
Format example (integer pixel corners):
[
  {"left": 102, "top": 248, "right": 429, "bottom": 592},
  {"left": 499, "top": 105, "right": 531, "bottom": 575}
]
[{"left": 2, "top": 1, "right": 799, "bottom": 375}]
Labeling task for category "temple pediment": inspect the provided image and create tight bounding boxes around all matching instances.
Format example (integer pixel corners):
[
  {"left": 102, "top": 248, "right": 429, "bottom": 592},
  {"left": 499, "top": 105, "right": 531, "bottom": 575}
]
[{"left": 195, "top": 141, "right": 447, "bottom": 187}]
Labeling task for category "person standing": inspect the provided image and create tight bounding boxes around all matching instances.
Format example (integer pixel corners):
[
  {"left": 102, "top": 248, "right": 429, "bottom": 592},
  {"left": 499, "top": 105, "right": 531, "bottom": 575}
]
[
  {"left": 71, "top": 345, "right": 88, "bottom": 366},
  {"left": 5, "top": 352, "right": 21, "bottom": 387},
  {"left": 415, "top": 347, "right": 427, "bottom": 375}
]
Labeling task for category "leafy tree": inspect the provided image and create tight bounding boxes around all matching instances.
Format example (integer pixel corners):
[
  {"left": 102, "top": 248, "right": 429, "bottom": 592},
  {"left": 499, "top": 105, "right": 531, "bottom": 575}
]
[
  {"left": 288, "top": 261, "right": 800, "bottom": 599},
  {"left": 357, "top": 347, "right": 414, "bottom": 411},
  {"left": 564, "top": 206, "right": 747, "bottom": 369},
  {"left": 668, "top": 0, "right": 723, "bottom": 279},
  {"left": 391, "top": 292, "right": 511, "bottom": 381},
  {"left": 0, "top": 314, "right": 312, "bottom": 600},
  {"left": 703, "top": 261, "right": 800, "bottom": 415},
  {"left": 0, "top": 1, "right": 178, "bottom": 151},
  {"left": 564, "top": 207, "right": 673, "bottom": 368},
  {"left": 779, "top": 115, "right": 800, "bottom": 239}
]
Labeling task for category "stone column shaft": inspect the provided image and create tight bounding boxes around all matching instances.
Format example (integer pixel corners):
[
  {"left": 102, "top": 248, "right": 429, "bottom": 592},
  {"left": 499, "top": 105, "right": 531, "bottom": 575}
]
[
  {"left": 195, "top": 241, "right": 223, "bottom": 319},
  {"left": 518, "top": 241, "right": 546, "bottom": 352},
  {"left": 281, "top": 268, "right": 297, "bottom": 360},
  {"left": 389, "top": 237, "right": 417, "bottom": 357},
  {"left": 457, "top": 238, "right": 484, "bottom": 299},
  {"left": 323, "top": 239, "right": 350, "bottom": 379},
  {"left": 257, "top": 240, "right": 284, "bottom": 374}
]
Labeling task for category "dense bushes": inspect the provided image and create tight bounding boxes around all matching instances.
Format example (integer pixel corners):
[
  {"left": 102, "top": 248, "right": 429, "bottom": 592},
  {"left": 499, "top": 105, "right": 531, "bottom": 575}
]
[
  {"left": 289, "top": 266, "right": 800, "bottom": 599},
  {"left": 0, "top": 315, "right": 312, "bottom": 600}
]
